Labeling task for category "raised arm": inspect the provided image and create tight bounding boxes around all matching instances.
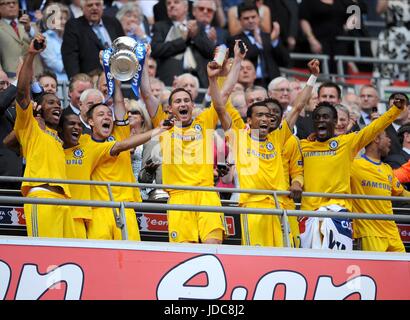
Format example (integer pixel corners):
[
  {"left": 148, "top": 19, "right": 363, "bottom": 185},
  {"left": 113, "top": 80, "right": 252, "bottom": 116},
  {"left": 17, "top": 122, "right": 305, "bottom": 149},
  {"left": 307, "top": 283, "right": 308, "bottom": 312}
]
[
  {"left": 208, "top": 62, "right": 231, "bottom": 131},
  {"left": 17, "top": 34, "right": 46, "bottom": 109},
  {"left": 220, "top": 40, "right": 247, "bottom": 104},
  {"left": 140, "top": 45, "right": 160, "bottom": 118},
  {"left": 352, "top": 95, "right": 407, "bottom": 154},
  {"left": 284, "top": 59, "right": 320, "bottom": 129},
  {"left": 110, "top": 122, "right": 172, "bottom": 156},
  {"left": 113, "top": 79, "right": 127, "bottom": 121}
]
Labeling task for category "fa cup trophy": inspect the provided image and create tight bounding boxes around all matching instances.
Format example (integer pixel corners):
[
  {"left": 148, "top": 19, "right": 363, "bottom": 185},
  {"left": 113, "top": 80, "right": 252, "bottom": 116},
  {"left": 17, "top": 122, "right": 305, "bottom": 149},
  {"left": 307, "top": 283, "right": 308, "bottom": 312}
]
[{"left": 102, "top": 36, "right": 147, "bottom": 98}]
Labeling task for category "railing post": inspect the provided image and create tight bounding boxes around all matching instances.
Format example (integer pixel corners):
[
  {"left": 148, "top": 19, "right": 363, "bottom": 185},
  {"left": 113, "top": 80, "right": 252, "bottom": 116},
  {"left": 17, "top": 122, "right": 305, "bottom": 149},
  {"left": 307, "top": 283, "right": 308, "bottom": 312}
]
[
  {"left": 272, "top": 191, "right": 291, "bottom": 248},
  {"left": 354, "top": 39, "right": 361, "bottom": 57},
  {"left": 322, "top": 57, "right": 330, "bottom": 77},
  {"left": 119, "top": 202, "right": 128, "bottom": 240},
  {"left": 337, "top": 57, "right": 345, "bottom": 82},
  {"left": 281, "top": 209, "right": 291, "bottom": 248},
  {"left": 106, "top": 183, "right": 124, "bottom": 230}
]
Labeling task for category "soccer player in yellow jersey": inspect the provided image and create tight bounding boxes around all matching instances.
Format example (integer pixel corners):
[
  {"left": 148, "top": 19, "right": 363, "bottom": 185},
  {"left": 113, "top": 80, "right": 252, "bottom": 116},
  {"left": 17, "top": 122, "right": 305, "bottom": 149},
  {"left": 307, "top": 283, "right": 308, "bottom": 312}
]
[
  {"left": 299, "top": 94, "right": 407, "bottom": 250},
  {"left": 13, "top": 35, "right": 70, "bottom": 238},
  {"left": 351, "top": 131, "right": 409, "bottom": 252},
  {"left": 267, "top": 100, "right": 303, "bottom": 247},
  {"left": 137, "top": 42, "right": 248, "bottom": 244},
  {"left": 84, "top": 95, "right": 172, "bottom": 240},
  {"left": 211, "top": 59, "right": 320, "bottom": 247},
  {"left": 59, "top": 105, "right": 171, "bottom": 239},
  {"left": 60, "top": 108, "right": 114, "bottom": 239}
]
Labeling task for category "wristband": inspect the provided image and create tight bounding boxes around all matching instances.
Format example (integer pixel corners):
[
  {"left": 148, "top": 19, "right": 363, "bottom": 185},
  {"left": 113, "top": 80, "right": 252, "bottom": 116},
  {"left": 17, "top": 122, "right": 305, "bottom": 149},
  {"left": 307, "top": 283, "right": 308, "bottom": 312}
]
[{"left": 306, "top": 74, "right": 317, "bottom": 87}]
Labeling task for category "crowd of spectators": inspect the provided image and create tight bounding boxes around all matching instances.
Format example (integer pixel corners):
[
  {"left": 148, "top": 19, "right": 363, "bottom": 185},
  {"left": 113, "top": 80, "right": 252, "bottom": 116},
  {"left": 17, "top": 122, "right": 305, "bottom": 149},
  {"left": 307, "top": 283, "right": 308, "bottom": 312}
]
[{"left": 0, "top": 0, "right": 410, "bottom": 253}]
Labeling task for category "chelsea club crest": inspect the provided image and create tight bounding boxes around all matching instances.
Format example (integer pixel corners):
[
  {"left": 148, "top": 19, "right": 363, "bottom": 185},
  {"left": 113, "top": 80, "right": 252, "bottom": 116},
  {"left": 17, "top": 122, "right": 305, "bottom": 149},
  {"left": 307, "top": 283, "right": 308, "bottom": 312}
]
[
  {"left": 194, "top": 124, "right": 202, "bottom": 132},
  {"left": 73, "top": 148, "right": 84, "bottom": 159},
  {"left": 266, "top": 142, "right": 274, "bottom": 151},
  {"left": 107, "top": 136, "right": 116, "bottom": 142},
  {"left": 329, "top": 140, "right": 339, "bottom": 150}
]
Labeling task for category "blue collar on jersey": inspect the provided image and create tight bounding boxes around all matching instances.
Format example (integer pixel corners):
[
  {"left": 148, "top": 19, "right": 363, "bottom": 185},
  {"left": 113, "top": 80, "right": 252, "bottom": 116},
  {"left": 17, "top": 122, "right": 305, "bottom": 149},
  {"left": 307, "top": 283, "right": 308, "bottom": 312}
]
[
  {"left": 361, "top": 154, "right": 382, "bottom": 165},
  {"left": 91, "top": 136, "right": 106, "bottom": 143}
]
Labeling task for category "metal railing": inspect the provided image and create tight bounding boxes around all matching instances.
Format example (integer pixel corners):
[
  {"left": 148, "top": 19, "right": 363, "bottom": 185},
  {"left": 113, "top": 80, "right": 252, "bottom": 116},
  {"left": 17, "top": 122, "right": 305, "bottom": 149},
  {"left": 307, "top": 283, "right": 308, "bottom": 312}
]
[
  {"left": 289, "top": 53, "right": 331, "bottom": 76},
  {"left": 1, "top": 176, "right": 410, "bottom": 248}
]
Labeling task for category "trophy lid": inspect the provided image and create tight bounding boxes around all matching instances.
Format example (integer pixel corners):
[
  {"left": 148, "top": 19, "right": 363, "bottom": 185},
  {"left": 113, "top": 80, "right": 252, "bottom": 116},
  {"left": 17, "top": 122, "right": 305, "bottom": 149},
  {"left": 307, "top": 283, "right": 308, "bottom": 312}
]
[{"left": 112, "top": 36, "right": 138, "bottom": 51}]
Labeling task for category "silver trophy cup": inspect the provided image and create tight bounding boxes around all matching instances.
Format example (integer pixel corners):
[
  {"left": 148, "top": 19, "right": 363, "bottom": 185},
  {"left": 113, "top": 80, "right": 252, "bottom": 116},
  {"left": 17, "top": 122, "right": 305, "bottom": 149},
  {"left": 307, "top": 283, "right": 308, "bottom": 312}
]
[{"left": 109, "top": 36, "right": 139, "bottom": 81}]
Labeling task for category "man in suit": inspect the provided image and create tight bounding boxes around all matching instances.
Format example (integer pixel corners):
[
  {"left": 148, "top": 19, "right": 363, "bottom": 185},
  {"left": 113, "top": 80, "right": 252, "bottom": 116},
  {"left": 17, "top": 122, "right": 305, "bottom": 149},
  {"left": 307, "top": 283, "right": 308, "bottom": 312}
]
[
  {"left": 385, "top": 124, "right": 410, "bottom": 169},
  {"left": 265, "top": 0, "right": 299, "bottom": 50},
  {"left": 61, "top": 0, "right": 124, "bottom": 79},
  {"left": 151, "top": 0, "right": 215, "bottom": 87},
  {"left": 192, "top": 0, "right": 228, "bottom": 46},
  {"left": 227, "top": 1, "right": 289, "bottom": 88},
  {"left": 384, "top": 93, "right": 410, "bottom": 157},
  {"left": 0, "top": 71, "right": 22, "bottom": 190},
  {"left": 0, "top": 0, "right": 43, "bottom": 77},
  {"left": 358, "top": 85, "right": 380, "bottom": 129}
]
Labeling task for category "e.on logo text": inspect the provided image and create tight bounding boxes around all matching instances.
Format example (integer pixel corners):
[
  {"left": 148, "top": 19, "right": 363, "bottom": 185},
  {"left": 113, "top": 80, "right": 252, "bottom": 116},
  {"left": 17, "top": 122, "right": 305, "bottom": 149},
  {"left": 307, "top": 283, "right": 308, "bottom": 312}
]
[{"left": 156, "top": 255, "right": 377, "bottom": 300}]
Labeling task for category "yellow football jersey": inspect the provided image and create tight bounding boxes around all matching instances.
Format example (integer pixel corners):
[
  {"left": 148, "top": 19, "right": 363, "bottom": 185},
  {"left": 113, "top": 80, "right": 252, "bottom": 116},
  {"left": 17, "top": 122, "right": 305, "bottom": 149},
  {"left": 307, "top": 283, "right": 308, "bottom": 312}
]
[
  {"left": 282, "top": 135, "right": 304, "bottom": 210},
  {"left": 351, "top": 155, "right": 404, "bottom": 238},
  {"left": 64, "top": 136, "right": 116, "bottom": 218},
  {"left": 159, "top": 106, "right": 218, "bottom": 193},
  {"left": 300, "top": 105, "right": 402, "bottom": 211},
  {"left": 228, "top": 121, "right": 292, "bottom": 204},
  {"left": 90, "top": 125, "right": 142, "bottom": 202},
  {"left": 14, "top": 102, "right": 70, "bottom": 197}
]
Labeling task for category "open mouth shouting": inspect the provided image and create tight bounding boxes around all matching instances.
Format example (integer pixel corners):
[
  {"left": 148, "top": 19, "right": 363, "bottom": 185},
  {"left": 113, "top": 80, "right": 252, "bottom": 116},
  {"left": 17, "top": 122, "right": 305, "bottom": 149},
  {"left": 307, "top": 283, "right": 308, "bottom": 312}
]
[
  {"left": 51, "top": 109, "right": 61, "bottom": 122},
  {"left": 177, "top": 106, "right": 190, "bottom": 122},
  {"left": 316, "top": 123, "right": 329, "bottom": 138},
  {"left": 101, "top": 119, "right": 113, "bottom": 136}
]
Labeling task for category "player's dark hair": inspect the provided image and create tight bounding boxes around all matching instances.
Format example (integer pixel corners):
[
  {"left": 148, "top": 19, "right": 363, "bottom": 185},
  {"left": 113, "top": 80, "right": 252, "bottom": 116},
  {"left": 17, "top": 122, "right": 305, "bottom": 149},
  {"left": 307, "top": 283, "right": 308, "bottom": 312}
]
[
  {"left": 168, "top": 88, "right": 193, "bottom": 106},
  {"left": 312, "top": 101, "right": 338, "bottom": 121},
  {"left": 247, "top": 100, "right": 270, "bottom": 118},
  {"left": 86, "top": 102, "right": 110, "bottom": 120}
]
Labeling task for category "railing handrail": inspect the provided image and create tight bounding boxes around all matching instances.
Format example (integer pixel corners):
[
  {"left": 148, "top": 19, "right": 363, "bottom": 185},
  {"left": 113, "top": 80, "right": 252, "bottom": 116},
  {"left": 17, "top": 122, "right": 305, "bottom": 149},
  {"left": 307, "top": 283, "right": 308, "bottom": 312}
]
[
  {"left": 2, "top": 175, "right": 410, "bottom": 202},
  {"left": 0, "top": 195, "right": 409, "bottom": 223},
  {"left": 334, "top": 55, "right": 410, "bottom": 65}
]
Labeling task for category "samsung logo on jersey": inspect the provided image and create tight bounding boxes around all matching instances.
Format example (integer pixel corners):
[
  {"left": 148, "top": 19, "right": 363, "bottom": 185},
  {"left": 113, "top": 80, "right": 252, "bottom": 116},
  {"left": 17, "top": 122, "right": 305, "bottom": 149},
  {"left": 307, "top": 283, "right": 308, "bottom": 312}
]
[
  {"left": 171, "top": 133, "right": 203, "bottom": 141},
  {"left": 303, "top": 151, "right": 336, "bottom": 157},
  {"left": 66, "top": 159, "right": 83, "bottom": 165},
  {"left": 361, "top": 180, "right": 391, "bottom": 191},
  {"left": 45, "top": 129, "right": 63, "bottom": 145},
  {"left": 247, "top": 148, "right": 277, "bottom": 159}
]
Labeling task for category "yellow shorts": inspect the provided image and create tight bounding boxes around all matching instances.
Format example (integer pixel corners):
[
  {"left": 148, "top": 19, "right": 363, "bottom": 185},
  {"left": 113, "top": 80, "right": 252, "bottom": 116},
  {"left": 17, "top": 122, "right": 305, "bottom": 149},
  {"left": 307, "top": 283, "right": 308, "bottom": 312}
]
[
  {"left": 62, "top": 205, "right": 92, "bottom": 239},
  {"left": 167, "top": 191, "right": 225, "bottom": 243},
  {"left": 241, "top": 200, "right": 283, "bottom": 247},
  {"left": 25, "top": 190, "right": 68, "bottom": 238},
  {"left": 86, "top": 207, "right": 140, "bottom": 241},
  {"left": 64, "top": 216, "right": 87, "bottom": 239},
  {"left": 359, "top": 235, "right": 405, "bottom": 252}
]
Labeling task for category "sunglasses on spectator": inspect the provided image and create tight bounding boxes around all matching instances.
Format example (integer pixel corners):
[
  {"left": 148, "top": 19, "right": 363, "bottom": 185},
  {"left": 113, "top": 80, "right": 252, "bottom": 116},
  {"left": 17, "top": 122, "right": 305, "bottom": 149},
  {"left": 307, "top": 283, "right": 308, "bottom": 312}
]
[
  {"left": 129, "top": 110, "right": 141, "bottom": 115},
  {"left": 197, "top": 6, "right": 214, "bottom": 13},
  {"left": 0, "top": 1, "right": 17, "bottom": 5}
]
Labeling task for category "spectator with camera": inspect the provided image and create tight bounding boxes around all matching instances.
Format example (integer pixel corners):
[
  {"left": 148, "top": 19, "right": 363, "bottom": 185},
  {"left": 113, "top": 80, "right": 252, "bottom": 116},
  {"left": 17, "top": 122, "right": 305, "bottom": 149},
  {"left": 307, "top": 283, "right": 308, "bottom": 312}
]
[{"left": 0, "top": 0, "right": 43, "bottom": 77}]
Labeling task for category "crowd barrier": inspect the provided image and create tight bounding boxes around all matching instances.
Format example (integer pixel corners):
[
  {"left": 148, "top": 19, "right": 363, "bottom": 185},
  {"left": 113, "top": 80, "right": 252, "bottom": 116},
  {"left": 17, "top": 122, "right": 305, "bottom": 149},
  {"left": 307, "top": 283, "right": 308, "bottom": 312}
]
[{"left": 1, "top": 176, "right": 410, "bottom": 249}]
